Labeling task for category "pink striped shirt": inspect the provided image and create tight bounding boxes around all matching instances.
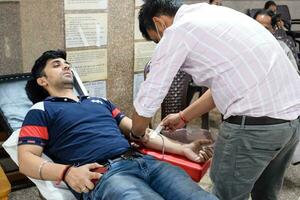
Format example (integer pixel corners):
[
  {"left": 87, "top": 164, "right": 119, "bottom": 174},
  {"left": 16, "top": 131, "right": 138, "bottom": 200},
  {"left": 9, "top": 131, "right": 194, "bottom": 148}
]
[{"left": 134, "top": 3, "right": 300, "bottom": 120}]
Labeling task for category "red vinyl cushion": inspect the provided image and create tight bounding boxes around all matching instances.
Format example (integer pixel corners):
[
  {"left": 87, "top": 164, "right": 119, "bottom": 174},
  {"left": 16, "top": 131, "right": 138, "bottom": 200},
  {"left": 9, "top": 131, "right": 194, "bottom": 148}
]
[{"left": 139, "top": 148, "right": 211, "bottom": 182}]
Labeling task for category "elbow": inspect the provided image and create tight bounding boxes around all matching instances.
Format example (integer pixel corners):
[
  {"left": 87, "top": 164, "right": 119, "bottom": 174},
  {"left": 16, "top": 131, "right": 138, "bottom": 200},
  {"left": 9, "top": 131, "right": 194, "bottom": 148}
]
[
  {"left": 18, "top": 151, "right": 27, "bottom": 175},
  {"left": 18, "top": 159, "right": 25, "bottom": 175}
]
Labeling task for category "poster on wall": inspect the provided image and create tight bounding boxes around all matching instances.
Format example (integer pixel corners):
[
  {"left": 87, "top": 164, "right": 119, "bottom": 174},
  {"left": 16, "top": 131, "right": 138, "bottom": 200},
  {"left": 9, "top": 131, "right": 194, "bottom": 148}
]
[
  {"left": 134, "top": 41, "right": 156, "bottom": 72},
  {"left": 133, "top": 73, "right": 144, "bottom": 100},
  {"left": 64, "top": 0, "right": 107, "bottom": 10},
  {"left": 65, "top": 13, "right": 107, "bottom": 48},
  {"left": 134, "top": 9, "right": 143, "bottom": 40},
  {"left": 135, "top": 0, "right": 144, "bottom": 7},
  {"left": 84, "top": 80, "right": 107, "bottom": 98},
  {"left": 67, "top": 49, "right": 107, "bottom": 82}
]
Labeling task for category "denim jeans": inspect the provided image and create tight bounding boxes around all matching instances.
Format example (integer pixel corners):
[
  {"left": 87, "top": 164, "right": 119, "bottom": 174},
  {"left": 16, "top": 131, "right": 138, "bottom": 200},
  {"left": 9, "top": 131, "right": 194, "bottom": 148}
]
[
  {"left": 210, "top": 118, "right": 299, "bottom": 200},
  {"left": 83, "top": 155, "right": 218, "bottom": 200}
]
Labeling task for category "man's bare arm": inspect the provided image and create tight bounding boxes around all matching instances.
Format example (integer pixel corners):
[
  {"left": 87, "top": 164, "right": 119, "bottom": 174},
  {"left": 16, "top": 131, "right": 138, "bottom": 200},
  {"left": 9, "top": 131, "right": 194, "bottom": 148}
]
[
  {"left": 131, "top": 110, "right": 151, "bottom": 137},
  {"left": 162, "top": 89, "right": 216, "bottom": 131},
  {"left": 118, "top": 116, "right": 132, "bottom": 138},
  {"left": 18, "top": 145, "right": 66, "bottom": 181},
  {"left": 18, "top": 145, "right": 102, "bottom": 193},
  {"left": 181, "top": 89, "right": 215, "bottom": 122},
  {"left": 119, "top": 117, "right": 212, "bottom": 162}
]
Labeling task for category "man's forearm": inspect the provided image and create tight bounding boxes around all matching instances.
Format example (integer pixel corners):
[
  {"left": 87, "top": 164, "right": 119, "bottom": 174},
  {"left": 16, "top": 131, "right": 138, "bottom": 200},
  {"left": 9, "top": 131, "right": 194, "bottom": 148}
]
[
  {"left": 143, "top": 133, "right": 184, "bottom": 156},
  {"left": 18, "top": 146, "right": 67, "bottom": 181},
  {"left": 131, "top": 110, "right": 151, "bottom": 136},
  {"left": 182, "top": 89, "right": 215, "bottom": 122}
]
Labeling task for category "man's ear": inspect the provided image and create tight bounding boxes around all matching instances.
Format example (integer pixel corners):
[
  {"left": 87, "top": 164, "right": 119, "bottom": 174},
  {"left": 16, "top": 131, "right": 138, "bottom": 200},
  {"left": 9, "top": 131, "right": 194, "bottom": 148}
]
[
  {"left": 152, "top": 16, "right": 160, "bottom": 23},
  {"left": 152, "top": 16, "right": 168, "bottom": 30},
  {"left": 37, "top": 77, "right": 48, "bottom": 87},
  {"left": 152, "top": 16, "right": 164, "bottom": 27}
]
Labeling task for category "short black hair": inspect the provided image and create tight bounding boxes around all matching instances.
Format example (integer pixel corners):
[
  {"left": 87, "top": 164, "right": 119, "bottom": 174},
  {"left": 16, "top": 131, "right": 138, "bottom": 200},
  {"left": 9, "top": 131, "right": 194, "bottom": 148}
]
[
  {"left": 138, "top": 0, "right": 183, "bottom": 41},
  {"left": 254, "top": 9, "right": 281, "bottom": 27},
  {"left": 26, "top": 50, "right": 66, "bottom": 104},
  {"left": 264, "top": 1, "right": 276, "bottom": 10}
]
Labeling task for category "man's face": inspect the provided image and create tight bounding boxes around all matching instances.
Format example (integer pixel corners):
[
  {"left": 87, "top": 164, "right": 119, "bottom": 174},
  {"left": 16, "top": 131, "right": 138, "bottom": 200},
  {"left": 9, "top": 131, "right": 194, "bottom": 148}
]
[
  {"left": 38, "top": 58, "right": 73, "bottom": 90},
  {"left": 269, "top": 5, "right": 277, "bottom": 13},
  {"left": 147, "top": 28, "right": 161, "bottom": 44},
  {"left": 255, "top": 14, "right": 274, "bottom": 33},
  {"left": 146, "top": 16, "right": 171, "bottom": 44}
]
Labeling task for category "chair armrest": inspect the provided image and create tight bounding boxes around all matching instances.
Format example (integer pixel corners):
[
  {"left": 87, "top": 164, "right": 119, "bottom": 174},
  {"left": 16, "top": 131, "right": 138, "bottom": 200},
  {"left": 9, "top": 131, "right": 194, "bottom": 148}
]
[{"left": 0, "top": 165, "right": 11, "bottom": 200}]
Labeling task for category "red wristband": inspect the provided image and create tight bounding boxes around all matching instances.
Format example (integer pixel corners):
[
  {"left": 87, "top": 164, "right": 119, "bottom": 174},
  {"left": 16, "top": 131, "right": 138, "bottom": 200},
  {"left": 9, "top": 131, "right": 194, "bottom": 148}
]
[
  {"left": 179, "top": 111, "right": 188, "bottom": 124},
  {"left": 56, "top": 165, "right": 72, "bottom": 185}
]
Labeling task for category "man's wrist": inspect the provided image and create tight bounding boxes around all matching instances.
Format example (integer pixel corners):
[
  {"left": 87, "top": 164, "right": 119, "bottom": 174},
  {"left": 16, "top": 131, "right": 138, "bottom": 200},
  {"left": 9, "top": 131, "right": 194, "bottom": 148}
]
[
  {"left": 130, "top": 130, "right": 145, "bottom": 140},
  {"left": 56, "top": 165, "right": 72, "bottom": 185},
  {"left": 179, "top": 111, "right": 189, "bottom": 124}
]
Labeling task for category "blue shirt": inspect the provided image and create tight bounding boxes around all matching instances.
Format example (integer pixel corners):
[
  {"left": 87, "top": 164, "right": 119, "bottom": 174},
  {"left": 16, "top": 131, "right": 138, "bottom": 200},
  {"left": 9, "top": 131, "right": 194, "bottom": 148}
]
[{"left": 19, "top": 96, "right": 130, "bottom": 165}]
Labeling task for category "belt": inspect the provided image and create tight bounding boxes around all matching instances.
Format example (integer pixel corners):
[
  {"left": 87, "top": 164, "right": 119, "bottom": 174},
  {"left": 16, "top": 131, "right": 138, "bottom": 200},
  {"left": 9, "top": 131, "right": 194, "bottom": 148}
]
[
  {"left": 224, "top": 116, "right": 290, "bottom": 125},
  {"left": 97, "top": 149, "right": 143, "bottom": 166}
]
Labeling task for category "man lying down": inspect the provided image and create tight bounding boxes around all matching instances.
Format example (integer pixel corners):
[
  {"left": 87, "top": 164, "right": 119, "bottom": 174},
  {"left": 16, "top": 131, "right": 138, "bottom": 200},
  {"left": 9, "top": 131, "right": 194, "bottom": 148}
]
[{"left": 18, "top": 50, "right": 218, "bottom": 200}]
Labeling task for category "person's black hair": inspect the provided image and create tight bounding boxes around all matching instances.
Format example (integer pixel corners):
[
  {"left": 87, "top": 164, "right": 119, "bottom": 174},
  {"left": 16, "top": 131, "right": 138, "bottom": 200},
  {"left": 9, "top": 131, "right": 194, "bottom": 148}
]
[
  {"left": 209, "top": 0, "right": 214, "bottom": 3},
  {"left": 264, "top": 1, "right": 276, "bottom": 10},
  {"left": 138, "top": 0, "right": 183, "bottom": 41},
  {"left": 253, "top": 9, "right": 281, "bottom": 27},
  {"left": 26, "top": 50, "right": 66, "bottom": 104}
]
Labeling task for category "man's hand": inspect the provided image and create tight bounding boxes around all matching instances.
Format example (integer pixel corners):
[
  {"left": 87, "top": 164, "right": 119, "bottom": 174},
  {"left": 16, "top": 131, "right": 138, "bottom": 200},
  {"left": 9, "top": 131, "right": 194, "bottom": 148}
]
[
  {"left": 182, "top": 139, "right": 214, "bottom": 163},
  {"left": 64, "top": 163, "right": 104, "bottom": 193},
  {"left": 130, "top": 128, "right": 151, "bottom": 145},
  {"left": 162, "top": 113, "right": 185, "bottom": 132}
]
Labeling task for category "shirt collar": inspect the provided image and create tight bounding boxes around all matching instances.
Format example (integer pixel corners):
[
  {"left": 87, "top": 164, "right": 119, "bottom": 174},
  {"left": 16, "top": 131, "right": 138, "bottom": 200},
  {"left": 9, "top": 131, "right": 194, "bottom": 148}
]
[{"left": 45, "top": 95, "right": 89, "bottom": 102}]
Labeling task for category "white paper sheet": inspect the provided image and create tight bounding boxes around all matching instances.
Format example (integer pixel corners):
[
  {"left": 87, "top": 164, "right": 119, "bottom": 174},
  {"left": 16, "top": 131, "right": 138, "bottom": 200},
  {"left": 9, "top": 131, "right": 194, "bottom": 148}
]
[
  {"left": 64, "top": 0, "right": 107, "bottom": 10},
  {"left": 135, "top": 0, "right": 144, "bottom": 7},
  {"left": 65, "top": 13, "right": 107, "bottom": 48},
  {"left": 67, "top": 49, "right": 107, "bottom": 82},
  {"left": 83, "top": 80, "right": 107, "bottom": 98},
  {"left": 134, "top": 41, "right": 156, "bottom": 72},
  {"left": 134, "top": 9, "right": 144, "bottom": 40},
  {"left": 133, "top": 73, "right": 144, "bottom": 100}
]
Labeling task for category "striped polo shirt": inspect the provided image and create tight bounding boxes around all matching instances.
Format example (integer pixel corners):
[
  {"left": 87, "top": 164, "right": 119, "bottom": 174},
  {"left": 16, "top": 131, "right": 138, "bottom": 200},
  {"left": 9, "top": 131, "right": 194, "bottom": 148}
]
[{"left": 19, "top": 96, "right": 130, "bottom": 165}]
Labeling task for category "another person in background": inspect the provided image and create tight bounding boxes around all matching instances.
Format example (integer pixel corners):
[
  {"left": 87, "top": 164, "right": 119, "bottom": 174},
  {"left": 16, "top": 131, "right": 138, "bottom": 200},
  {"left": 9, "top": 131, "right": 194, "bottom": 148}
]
[
  {"left": 264, "top": 0, "right": 287, "bottom": 30},
  {"left": 209, "top": 0, "right": 222, "bottom": 6},
  {"left": 254, "top": 9, "right": 299, "bottom": 72},
  {"left": 264, "top": 0, "right": 277, "bottom": 13},
  {"left": 133, "top": 1, "right": 300, "bottom": 200}
]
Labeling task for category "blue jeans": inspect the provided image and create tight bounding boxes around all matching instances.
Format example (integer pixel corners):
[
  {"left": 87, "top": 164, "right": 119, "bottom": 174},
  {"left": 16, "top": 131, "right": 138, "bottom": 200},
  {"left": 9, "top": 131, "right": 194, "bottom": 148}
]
[
  {"left": 83, "top": 155, "right": 218, "bottom": 200},
  {"left": 210, "top": 118, "right": 299, "bottom": 200}
]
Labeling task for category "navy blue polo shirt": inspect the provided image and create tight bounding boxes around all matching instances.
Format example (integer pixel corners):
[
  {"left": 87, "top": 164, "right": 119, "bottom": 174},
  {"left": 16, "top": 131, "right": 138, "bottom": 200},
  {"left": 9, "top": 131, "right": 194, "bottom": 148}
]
[{"left": 18, "top": 96, "right": 131, "bottom": 165}]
